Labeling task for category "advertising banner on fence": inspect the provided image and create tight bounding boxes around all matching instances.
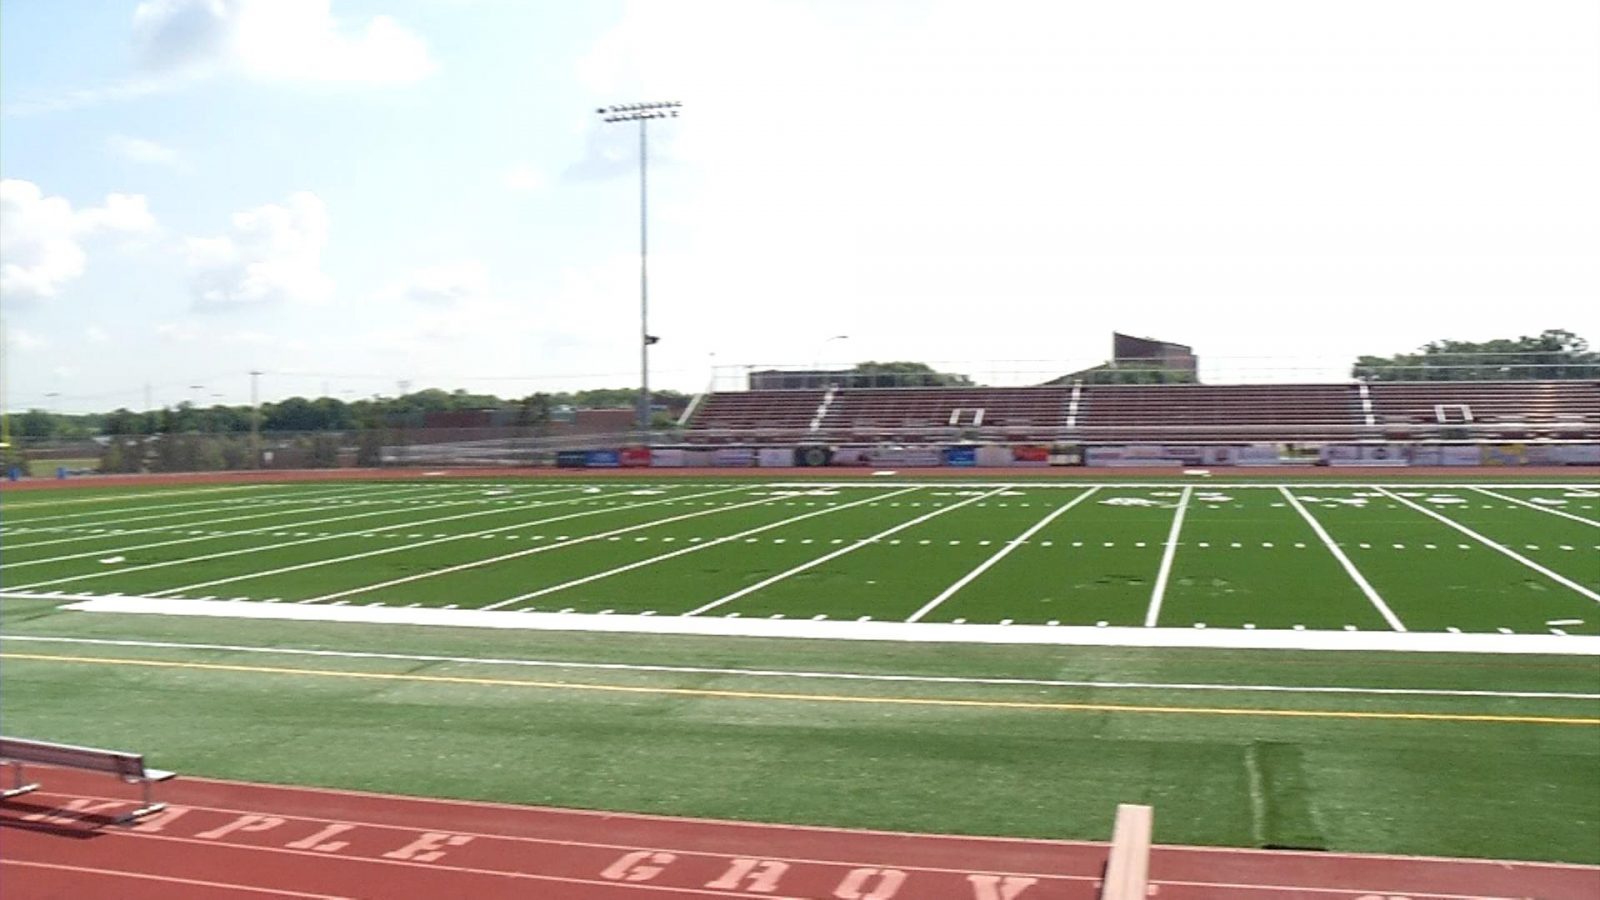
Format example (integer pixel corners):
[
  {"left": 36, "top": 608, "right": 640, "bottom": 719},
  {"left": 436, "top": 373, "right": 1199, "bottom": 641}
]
[
  {"left": 868, "top": 446, "right": 943, "bottom": 467},
  {"left": 830, "top": 447, "right": 870, "bottom": 466},
  {"left": 585, "top": 449, "right": 621, "bottom": 468},
  {"left": 650, "top": 448, "right": 686, "bottom": 468},
  {"left": 711, "top": 447, "right": 755, "bottom": 468},
  {"left": 619, "top": 447, "right": 651, "bottom": 468},
  {"left": 1086, "top": 446, "right": 1185, "bottom": 467},
  {"left": 1480, "top": 444, "right": 1528, "bottom": 466},
  {"left": 758, "top": 448, "right": 794, "bottom": 467},
  {"left": 1236, "top": 445, "right": 1283, "bottom": 466},
  {"left": 943, "top": 446, "right": 977, "bottom": 467},
  {"left": 1011, "top": 445, "right": 1050, "bottom": 467},
  {"left": 556, "top": 450, "right": 589, "bottom": 468},
  {"left": 1048, "top": 444, "right": 1084, "bottom": 466},
  {"left": 975, "top": 445, "right": 1012, "bottom": 467},
  {"left": 1201, "top": 446, "right": 1238, "bottom": 466},
  {"left": 1527, "top": 444, "right": 1600, "bottom": 465},
  {"left": 1320, "top": 444, "right": 1407, "bottom": 466},
  {"left": 794, "top": 446, "right": 832, "bottom": 468}
]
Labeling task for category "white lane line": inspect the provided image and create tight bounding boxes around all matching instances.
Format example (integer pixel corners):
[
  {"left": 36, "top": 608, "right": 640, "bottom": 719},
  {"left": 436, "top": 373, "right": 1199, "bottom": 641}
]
[
  {"left": 299, "top": 486, "right": 772, "bottom": 604},
  {"left": 1143, "top": 486, "right": 1192, "bottom": 628},
  {"left": 906, "top": 487, "right": 1101, "bottom": 623},
  {"left": 0, "top": 485, "right": 494, "bottom": 564},
  {"left": 1280, "top": 487, "right": 1407, "bottom": 632},
  {"left": 10, "top": 635, "right": 1598, "bottom": 700},
  {"left": 0, "top": 481, "right": 298, "bottom": 513},
  {"left": 1375, "top": 487, "right": 1600, "bottom": 604},
  {"left": 481, "top": 487, "right": 925, "bottom": 610},
  {"left": 1472, "top": 487, "right": 1600, "bottom": 528},
  {"left": 4, "top": 486, "right": 594, "bottom": 592},
  {"left": 149, "top": 485, "right": 738, "bottom": 599},
  {"left": 0, "top": 481, "right": 409, "bottom": 527},
  {"left": 684, "top": 486, "right": 1015, "bottom": 618}
]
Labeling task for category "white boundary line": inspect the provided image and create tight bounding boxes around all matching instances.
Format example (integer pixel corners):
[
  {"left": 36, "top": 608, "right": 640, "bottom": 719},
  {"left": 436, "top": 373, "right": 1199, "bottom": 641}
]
[
  {"left": 0, "top": 859, "right": 351, "bottom": 900},
  {"left": 0, "top": 482, "right": 294, "bottom": 511},
  {"left": 1, "top": 484, "right": 497, "bottom": 565},
  {"left": 1472, "top": 487, "right": 1600, "bottom": 527},
  {"left": 1279, "top": 487, "right": 1407, "bottom": 632},
  {"left": 29, "top": 596, "right": 1600, "bottom": 654},
  {"left": 300, "top": 486, "right": 782, "bottom": 604},
  {"left": 164, "top": 483, "right": 755, "bottom": 602},
  {"left": 0, "top": 481, "right": 408, "bottom": 527},
  {"left": 906, "top": 487, "right": 1102, "bottom": 622},
  {"left": 3, "top": 486, "right": 591, "bottom": 592},
  {"left": 9, "top": 635, "right": 1595, "bottom": 700},
  {"left": 1374, "top": 488, "right": 1600, "bottom": 604},
  {"left": 1143, "top": 486, "right": 1192, "bottom": 627},
  {"left": 482, "top": 487, "right": 924, "bottom": 610},
  {"left": 683, "top": 486, "right": 1014, "bottom": 617}
]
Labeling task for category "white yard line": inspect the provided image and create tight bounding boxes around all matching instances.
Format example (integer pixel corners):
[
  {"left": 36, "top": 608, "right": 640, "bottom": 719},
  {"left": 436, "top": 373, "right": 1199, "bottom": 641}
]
[
  {"left": 2, "top": 486, "right": 596, "bottom": 592},
  {"left": 2, "top": 484, "right": 546, "bottom": 569},
  {"left": 1279, "top": 487, "right": 1407, "bottom": 632},
  {"left": 153, "top": 486, "right": 748, "bottom": 598},
  {"left": 0, "top": 481, "right": 407, "bottom": 527},
  {"left": 298, "top": 486, "right": 769, "bottom": 604},
  {"left": 481, "top": 487, "right": 925, "bottom": 610},
  {"left": 0, "top": 483, "right": 491, "bottom": 559},
  {"left": 9, "top": 635, "right": 1597, "bottom": 700},
  {"left": 906, "top": 487, "right": 1102, "bottom": 623},
  {"left": 1374, "top": 487, "right": 1600, "bottom": 604},
  {"left": 1143, "top": 486, "right": 1193, "bottom": 628},
  {"left": 684, "top": 486, "right": 1015, "bottom": 618},
  {"left": 1472, "top": 487, "right": 1600, "bottom": 528},
  {"left": 0, "top": 482, "right": 290, "bottom": 512}
]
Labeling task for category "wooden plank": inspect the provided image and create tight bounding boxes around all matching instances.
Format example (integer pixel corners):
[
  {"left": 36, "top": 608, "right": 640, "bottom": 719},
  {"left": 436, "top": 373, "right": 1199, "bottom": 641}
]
[{"left": 1101, "top": 803, "right": 1153, "bottom": 900}]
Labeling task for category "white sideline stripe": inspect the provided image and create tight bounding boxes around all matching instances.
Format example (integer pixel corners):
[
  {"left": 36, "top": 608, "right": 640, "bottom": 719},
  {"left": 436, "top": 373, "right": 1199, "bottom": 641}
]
[
  {"left": 1375, "top": 487, "right": 1600, "bottom": 604},
  {"left": 11, "top": 635, "right": 1598, "bottom": 700},
  {"left": 481, "top": 487, "right": 925, "bottom": 609},
  {"left": 684, "top": 486, "right": 1015, "bottom": 617},
  {"left": 300, "top": 486, "right": 764, "bottom": 604},
  {"left": 0, "top": 482, "right": 291, "bottom": 512},
  {"left": 36, "top": 595, "right": 1600, "bottom": 654},
  {"left": 906, "top": 487, "right": 1101, "bottom": 623},
  {"left": 765, "top": 481, "right": 1600, "bottom": 490},
  {"left": 0, "top": 481, "right": 406, "bottom": 527},
  {"left": 1280, "top": 487, "right": 1407, "bottom": 632},
  {"left": 5, "top": 486, "right": 590, "bottom": 592},
  {"left": 0, "top": 859, "right": 351, "bottom": 900},
  {"left": 1143, "top": 486, "right": 1192, "bottom": 628},
  {"left": 1473, "top": 487, "right": 1600, "bottom": 528},
  {"left": 157, "top": 485, "right": 738, "bottom": 598},
  {"left": 0, "top": 484, "right": 493, "bottom": 564}
]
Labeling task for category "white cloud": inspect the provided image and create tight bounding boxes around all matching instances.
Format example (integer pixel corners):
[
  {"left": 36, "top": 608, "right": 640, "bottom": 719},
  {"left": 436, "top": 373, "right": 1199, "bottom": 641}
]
[
  {"left": 108, "top": 134, "right": 181, "bottom": 167},
  {"left": 85, "top": 325, "right": 111, "bottom": 345},
  {"left": 0, "top": 180, "right": 158, "bottom": 301},
  {"left": 503, "top": 164, "right": 546, "bottom": 193},
  {"left": 377, "top": 261, "right": 491, "bottom": 306},
  {"left": 155, "top": 321, "right": 203, "bottom": 342},
  {"left": 185, "top": 191, "right": 333, "bottom": 307},
  {"left": 134, "top": 0, "right": 436, "bottom": 84},
  {"left": 10, "top": 328, "right": 48, "bottom": 351}
]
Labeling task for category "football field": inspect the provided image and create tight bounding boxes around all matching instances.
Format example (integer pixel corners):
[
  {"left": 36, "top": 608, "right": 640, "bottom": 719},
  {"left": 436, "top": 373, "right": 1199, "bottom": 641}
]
[{"left": 2, "top": 477, "right": 1596, "bottom": 636}]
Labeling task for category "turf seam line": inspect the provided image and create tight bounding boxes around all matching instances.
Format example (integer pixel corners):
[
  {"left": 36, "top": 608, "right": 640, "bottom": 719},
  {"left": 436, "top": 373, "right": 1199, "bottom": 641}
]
[
  {"left": 6, "top": 652, "right": 1595, "bottom": 726},
  {"left": 8, "top": 635, "right": 1596, "bottom": 699}
]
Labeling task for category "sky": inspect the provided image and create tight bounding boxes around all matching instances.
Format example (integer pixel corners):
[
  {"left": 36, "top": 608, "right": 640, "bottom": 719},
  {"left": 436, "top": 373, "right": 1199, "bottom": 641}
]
[{"left": 2, "top": 0, "right": 1597, "bottom": 413}]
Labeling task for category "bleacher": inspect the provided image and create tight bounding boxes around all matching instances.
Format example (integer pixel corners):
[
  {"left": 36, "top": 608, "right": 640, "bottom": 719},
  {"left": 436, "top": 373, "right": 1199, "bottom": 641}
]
[
  {"left": 682, "top": 380, "right": 1600, "bottom": 444},
  {"left": 1077, "top": 383, "right": 1365, "bottom": 441},
  {"left": 1368, "top": 381, "right": 1600, "bottom": 439}
]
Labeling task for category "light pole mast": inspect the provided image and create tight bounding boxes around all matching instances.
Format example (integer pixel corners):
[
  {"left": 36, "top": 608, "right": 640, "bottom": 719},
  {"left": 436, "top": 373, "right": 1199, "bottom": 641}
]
[{"left": 597, "top": 100, "right": 681, "bottom": 438}]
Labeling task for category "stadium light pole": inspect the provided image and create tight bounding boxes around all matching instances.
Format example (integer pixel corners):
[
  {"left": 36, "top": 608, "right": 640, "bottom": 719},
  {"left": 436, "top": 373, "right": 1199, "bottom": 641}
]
[
  {"left": 597, "top": 100, "right": 681, "bottom": 438},
  {"left": 813, "top": 335, "right": 849, "bottom": 387}
]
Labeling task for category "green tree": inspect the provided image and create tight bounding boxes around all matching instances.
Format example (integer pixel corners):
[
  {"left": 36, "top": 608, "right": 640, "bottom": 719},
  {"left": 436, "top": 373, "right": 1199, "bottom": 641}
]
[{"left": 1353, "top": 329, "right": 1598, "bottom": 381}]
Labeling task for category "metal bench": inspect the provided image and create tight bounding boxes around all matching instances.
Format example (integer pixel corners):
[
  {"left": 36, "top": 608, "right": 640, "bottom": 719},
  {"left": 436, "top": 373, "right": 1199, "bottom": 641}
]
[{"left": 0, "top": 736, "right": 176, "bottom": 823}]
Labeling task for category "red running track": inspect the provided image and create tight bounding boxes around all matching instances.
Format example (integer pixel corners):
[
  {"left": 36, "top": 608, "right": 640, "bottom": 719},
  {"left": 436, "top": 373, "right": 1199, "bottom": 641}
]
[{"left": 1, "top": 769, "right": 1596, "bottom": 899}]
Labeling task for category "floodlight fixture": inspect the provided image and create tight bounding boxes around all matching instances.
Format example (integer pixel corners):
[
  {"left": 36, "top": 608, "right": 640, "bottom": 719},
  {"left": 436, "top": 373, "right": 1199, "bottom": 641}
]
[{"left": 595, "top": 100, "right": 684, "bottom": 437}]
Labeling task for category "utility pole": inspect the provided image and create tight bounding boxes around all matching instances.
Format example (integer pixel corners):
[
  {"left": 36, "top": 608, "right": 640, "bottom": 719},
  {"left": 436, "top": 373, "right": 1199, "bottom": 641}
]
[
  {"left": 597, "top": 100, "right": 682, "bottom": 440},
  {"left": 250, "top": 370, "right": 262, "bottom": 468}
]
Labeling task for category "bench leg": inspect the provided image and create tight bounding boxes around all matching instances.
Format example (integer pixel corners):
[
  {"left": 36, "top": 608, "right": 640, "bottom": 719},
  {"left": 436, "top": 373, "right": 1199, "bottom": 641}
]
[
  {"left": 113, "top": 779, "right": 166, "bottom": 824},
  {"left": 0, "top": 762, "right": 40, "bottom": 801}
]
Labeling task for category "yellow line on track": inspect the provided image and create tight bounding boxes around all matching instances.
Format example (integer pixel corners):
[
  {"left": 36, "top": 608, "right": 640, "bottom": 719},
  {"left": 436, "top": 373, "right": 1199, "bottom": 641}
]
[{"left": 5, "top": 652, "right": 1598, "bottom": 726}]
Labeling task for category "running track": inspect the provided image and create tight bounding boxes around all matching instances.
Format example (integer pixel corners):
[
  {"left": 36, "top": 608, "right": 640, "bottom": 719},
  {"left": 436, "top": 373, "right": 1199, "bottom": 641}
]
[{"left": 2, "top": 769, "right": 1596, "bottom": 898}]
